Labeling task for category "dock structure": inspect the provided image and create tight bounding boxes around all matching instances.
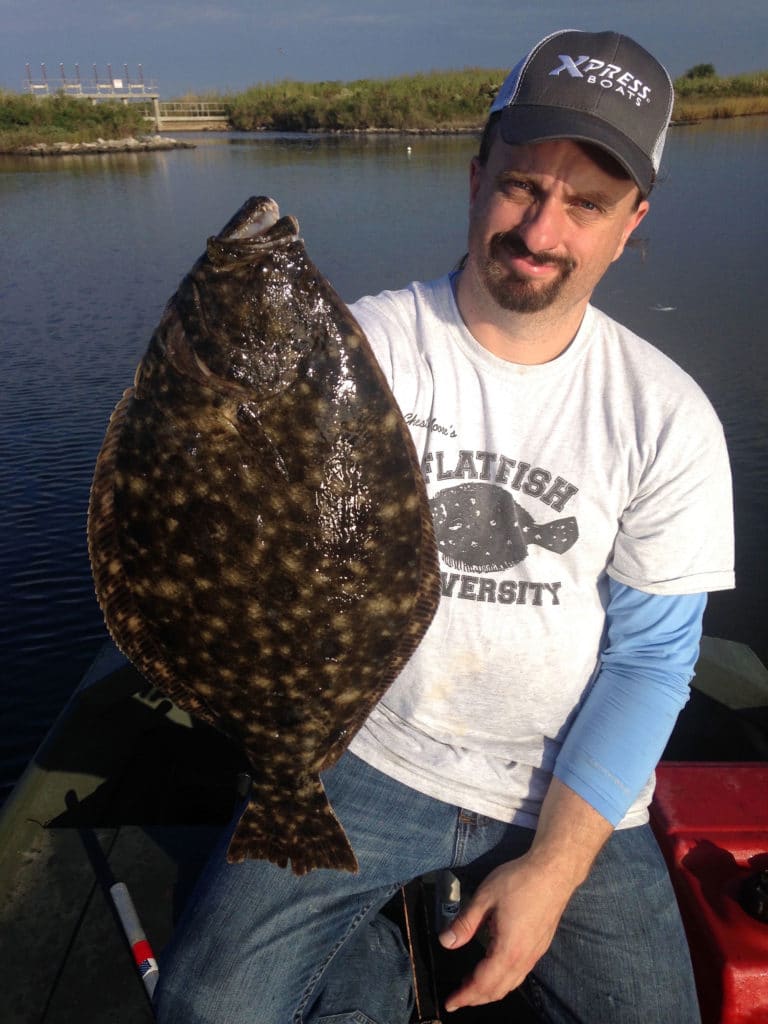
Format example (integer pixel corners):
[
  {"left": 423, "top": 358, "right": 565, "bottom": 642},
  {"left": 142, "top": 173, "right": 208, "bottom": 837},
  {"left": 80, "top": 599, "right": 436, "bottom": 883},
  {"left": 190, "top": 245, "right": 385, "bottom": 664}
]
[
  {"left": 23, "top": 63, "right": 230, "bottom": 132},
  {"left": 150, "top": 101, "right": 230, "bottom": 132}
]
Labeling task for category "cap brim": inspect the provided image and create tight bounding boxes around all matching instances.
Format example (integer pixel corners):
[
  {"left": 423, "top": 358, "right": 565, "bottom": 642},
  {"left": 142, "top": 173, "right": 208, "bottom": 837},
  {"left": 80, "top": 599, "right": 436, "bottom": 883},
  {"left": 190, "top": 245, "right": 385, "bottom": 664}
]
[{"left": 499, "top": 105, "right": 655, "bottom": 195}]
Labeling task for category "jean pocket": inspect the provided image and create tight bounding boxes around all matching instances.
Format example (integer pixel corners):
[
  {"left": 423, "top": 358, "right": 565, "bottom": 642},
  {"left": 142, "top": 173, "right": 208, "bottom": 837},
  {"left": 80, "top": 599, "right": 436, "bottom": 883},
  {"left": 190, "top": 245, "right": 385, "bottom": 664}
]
[{"left": 314, "top": 914, "right": 414, "bottom": 1024}]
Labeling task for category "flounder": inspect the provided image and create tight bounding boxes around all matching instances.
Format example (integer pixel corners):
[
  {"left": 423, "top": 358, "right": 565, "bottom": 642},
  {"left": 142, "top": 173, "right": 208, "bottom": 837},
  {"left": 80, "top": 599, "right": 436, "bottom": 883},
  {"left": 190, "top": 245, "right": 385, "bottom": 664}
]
[{"left": 87, "top": 196, "right": 440, "bottom": 874}]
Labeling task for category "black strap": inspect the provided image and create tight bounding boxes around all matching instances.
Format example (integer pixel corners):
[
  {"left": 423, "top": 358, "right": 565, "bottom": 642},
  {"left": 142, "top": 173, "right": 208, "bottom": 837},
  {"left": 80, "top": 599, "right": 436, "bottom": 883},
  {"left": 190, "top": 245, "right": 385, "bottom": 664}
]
[{"left": 400, "top": 879, "right": 442, "bottom": 1024}]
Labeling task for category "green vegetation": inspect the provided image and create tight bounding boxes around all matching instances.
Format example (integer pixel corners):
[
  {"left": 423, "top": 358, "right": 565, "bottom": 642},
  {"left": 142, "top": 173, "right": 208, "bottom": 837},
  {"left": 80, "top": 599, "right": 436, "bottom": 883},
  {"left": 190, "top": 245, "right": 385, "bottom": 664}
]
[
  {"left": 682, "top": 63, "right": 717, "bottom": 79},
  {"left": 672, "top": 68, "right": 768, "bottom": 121},
  {"left": 223, "top": 68, "right": 501, "bottom": 132},
  {"left": 217, "top": 66, "right": 768, "bottom": 130},
  {"left": 2, "top": 66, "right": 767, "bottom": 151},
  {"left": 0, "top": 92, "right": 147, "bottom": 151}
]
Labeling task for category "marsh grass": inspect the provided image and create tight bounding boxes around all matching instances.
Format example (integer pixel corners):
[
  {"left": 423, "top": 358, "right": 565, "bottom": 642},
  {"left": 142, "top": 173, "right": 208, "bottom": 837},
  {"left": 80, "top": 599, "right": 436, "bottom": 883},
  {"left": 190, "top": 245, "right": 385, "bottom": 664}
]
[
  {"left": 672, "top": 70, "right": 768, "bottom": 121},
  {"left": 0, "top": 92, "right": 147, "bottom": 150},
  {"left": 673, "top": 95, "right": 768, "bottom": 122},
  {"left": 222, "top": 68, "right": 504, "bottom": 132},
  {"left": 207, "top": 68, "right": 768, "bottom": 131}
]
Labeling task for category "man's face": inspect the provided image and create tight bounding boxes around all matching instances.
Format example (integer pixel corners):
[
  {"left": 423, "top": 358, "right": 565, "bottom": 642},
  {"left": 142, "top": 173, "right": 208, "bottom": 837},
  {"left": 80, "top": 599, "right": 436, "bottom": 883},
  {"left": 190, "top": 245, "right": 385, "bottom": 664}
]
[{"left": 465, "top": 136, "right": 649, "bottom": 318}]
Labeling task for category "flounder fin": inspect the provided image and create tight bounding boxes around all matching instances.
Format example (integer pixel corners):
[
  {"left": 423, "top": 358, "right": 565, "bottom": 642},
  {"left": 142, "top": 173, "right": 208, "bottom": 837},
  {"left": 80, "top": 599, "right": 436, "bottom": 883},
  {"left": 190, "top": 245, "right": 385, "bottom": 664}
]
[
  {"left": 87, "top": 389, "right": 221, "bottom": 732},
  {"left": 226, "top": 777, "right": 359, "bottom": 875}
]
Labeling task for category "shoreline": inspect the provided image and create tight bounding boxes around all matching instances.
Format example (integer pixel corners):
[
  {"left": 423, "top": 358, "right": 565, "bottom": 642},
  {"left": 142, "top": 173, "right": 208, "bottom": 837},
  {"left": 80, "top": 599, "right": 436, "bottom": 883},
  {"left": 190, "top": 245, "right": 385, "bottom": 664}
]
[
  {"left": 3, "top": 108, "right": 767, "bottom": 156},
  {"left": 4, "top": 134, "right": 196, "bottom": 157}
]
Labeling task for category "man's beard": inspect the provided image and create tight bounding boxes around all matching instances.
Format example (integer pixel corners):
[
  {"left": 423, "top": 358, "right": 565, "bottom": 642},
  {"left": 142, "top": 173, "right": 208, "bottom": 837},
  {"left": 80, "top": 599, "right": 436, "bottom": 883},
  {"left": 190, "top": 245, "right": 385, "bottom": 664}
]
[{"left": 480, "top": 231, "right": 576, "bottom": 313}]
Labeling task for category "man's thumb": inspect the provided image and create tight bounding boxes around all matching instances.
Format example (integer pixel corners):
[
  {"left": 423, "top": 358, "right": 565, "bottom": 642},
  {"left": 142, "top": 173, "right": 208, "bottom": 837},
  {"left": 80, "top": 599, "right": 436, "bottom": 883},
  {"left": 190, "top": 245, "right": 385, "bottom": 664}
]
[{"left": 438, "top": 906, "right": 483, "bottom": 950}]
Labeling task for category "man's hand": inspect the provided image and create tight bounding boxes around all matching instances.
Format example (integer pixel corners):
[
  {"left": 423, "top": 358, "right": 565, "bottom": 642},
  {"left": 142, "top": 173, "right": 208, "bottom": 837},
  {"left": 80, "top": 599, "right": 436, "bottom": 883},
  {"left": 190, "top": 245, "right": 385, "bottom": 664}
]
[
  {"left": 438, "top": 853, "right": 570, "bottom": 1010},
  {"left": 438, "top": 778, "right": 614, "bottom": 1012}
]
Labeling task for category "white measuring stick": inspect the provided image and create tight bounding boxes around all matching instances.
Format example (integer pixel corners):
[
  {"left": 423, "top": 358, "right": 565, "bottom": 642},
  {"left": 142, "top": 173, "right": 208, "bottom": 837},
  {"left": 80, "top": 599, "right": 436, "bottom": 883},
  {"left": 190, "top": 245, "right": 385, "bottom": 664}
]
[{"left": 110, "top": 881, "right": 160, "bottom": 998}]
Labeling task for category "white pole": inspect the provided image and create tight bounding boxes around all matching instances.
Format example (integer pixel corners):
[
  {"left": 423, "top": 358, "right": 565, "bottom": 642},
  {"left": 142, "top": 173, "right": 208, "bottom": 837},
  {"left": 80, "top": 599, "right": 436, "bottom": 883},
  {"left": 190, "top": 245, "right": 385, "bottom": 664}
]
[{"left": 109, "top": 882, "right": 159, "bottom": 999}]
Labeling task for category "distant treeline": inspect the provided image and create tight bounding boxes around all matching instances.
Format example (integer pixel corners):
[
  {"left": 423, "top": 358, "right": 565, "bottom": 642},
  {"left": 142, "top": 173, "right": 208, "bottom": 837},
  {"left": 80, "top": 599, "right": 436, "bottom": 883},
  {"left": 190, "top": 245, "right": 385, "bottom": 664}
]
[
  {"left": 673, "top": 66, "right": 768, "bottom": 120},
  {"left": 2, "top": 66, "right": 767, "bottom": 152},
  {"left": 223, "top": 68, "right": 501, "bottom": 132}
]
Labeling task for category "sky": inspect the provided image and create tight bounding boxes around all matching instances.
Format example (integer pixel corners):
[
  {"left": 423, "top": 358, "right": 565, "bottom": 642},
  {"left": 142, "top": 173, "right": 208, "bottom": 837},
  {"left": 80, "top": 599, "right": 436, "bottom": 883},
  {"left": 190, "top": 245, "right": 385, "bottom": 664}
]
[{"left": 3, "top": 0, "right": 767, "bottom": 98}]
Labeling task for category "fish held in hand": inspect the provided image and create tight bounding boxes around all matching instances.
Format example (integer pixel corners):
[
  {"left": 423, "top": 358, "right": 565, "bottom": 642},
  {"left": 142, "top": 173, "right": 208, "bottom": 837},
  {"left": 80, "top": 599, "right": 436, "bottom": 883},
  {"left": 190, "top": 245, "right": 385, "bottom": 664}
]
[{"left": 87, "top": 196, "right": 440, "bottom": 874}]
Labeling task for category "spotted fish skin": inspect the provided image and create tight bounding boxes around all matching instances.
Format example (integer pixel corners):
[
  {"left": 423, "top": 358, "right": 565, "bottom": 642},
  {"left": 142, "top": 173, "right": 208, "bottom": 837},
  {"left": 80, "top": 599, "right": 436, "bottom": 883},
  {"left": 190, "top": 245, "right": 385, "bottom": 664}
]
[{"left": 88, "top": 197, "right": 440, "bottom": 874}]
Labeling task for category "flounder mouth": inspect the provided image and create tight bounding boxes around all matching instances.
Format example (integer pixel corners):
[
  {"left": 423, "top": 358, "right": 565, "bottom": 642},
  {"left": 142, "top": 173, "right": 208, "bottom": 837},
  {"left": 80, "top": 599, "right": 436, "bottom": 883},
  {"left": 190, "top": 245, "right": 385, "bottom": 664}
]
[
  {"left": 218, "top": 195, "right": 281, "bottom": 240},
  {"left": 206, "top": 195, "right": 300, "bottom": 263}
]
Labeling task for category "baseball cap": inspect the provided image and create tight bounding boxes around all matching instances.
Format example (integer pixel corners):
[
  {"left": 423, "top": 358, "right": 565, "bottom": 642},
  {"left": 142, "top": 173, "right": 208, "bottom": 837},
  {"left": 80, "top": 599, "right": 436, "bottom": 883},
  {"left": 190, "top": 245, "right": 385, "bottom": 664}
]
[{"left": 489, "top": 30, "right": 674, "bottom": 195}]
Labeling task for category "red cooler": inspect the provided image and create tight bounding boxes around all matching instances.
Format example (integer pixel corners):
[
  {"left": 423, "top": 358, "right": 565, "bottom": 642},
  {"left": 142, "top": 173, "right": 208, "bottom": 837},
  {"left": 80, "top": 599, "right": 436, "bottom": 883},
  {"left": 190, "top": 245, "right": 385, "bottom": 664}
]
[{"left": 650, "top": 762, "right": 768, "bottom": 1024}]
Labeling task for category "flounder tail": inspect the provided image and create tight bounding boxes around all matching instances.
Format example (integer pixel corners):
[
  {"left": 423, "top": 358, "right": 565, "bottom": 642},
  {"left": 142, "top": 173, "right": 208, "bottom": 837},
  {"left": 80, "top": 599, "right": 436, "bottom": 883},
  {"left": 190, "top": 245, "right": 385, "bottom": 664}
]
[{"left": 225, "top": 776, "right": 359, "bottom": 875}]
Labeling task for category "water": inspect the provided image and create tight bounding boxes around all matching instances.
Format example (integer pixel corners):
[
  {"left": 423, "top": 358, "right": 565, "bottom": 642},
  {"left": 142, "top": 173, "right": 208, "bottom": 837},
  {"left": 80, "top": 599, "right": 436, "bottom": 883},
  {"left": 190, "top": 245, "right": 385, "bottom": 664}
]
[{"left": 1, "top": 121, "right": 766, "bottom": 797}]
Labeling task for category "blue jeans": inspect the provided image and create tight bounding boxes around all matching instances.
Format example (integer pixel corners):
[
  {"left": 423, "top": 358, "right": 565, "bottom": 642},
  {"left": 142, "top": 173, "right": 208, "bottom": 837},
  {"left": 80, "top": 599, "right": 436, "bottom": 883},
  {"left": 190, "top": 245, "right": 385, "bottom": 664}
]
[{"left": 153, "top": 752, "right": 701, "bottom": 1024}]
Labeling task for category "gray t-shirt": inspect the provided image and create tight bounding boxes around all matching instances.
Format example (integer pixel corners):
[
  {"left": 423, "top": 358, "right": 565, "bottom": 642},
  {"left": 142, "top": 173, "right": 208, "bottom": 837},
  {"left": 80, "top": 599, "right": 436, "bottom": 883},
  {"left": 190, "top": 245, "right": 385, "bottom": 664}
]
[{"left": 348, "top": 276, "right": 734, "bottom": 828}]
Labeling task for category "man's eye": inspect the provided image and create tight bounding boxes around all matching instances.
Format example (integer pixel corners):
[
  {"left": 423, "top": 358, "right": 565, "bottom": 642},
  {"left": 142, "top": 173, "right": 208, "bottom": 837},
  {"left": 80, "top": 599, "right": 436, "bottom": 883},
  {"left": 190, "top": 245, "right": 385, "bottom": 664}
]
[{"left": 502, "top": 179, "right": 532, "bottom": 195}]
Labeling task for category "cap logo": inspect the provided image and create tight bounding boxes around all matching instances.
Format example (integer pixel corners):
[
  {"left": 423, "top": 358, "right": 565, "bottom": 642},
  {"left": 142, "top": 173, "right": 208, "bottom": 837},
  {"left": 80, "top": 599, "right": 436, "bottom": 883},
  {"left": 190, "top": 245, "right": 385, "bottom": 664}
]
[
  {"left": 549, "top": 52, "right": 651, "bottom": 106},
  {"left": 549, "top": 54, "right": 591, "bottom": 77}
]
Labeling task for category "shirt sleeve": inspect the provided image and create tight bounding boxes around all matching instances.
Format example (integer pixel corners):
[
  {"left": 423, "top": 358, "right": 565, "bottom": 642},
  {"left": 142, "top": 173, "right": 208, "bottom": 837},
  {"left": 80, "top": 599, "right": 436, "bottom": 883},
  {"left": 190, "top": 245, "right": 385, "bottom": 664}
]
[
  {"left": 349, "top": 293, "right": 400, "bottom": 387},
  {"left": 606, "top": 384, "right": 735, "bottom": 596},
  {"left": 552, "top": 578, "right": 706, "bottom": 826}
]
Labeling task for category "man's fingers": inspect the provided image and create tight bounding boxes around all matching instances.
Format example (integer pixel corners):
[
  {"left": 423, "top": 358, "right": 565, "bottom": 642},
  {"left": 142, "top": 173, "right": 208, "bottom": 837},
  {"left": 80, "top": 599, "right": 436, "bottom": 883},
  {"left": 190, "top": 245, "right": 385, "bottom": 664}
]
[{"left": 443, "top": 948, "right": 521, "bottom": 1012}]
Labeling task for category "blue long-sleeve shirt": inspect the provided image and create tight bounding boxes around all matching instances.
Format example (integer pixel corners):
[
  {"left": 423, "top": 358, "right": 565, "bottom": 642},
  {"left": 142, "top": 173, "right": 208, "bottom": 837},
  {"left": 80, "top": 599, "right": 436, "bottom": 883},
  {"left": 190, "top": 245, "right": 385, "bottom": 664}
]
[{"left": 553, "top": 578, "right": 706, "bottom": 825}]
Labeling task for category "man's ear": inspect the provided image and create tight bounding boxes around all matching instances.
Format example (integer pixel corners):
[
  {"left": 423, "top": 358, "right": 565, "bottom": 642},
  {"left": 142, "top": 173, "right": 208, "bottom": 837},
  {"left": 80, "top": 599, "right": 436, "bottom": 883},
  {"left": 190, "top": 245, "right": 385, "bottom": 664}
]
[
  {"left": 469, "top": 155, "right": 483, "bottom": 207},
  {"left": 613, "top": 199, "right": 650, "bottom": 263}
]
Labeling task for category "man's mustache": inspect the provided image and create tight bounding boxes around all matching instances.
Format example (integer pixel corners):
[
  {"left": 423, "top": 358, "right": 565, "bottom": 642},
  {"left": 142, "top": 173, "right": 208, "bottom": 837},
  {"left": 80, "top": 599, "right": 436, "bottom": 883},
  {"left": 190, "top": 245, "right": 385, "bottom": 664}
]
[{"left": 490, "top": 232, "right": 575, "bottom": 274}]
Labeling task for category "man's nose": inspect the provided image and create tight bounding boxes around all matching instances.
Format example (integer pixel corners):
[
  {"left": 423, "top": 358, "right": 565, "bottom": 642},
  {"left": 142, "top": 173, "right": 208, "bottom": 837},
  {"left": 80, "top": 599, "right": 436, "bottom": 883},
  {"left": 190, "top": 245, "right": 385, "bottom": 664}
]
[{"left": 515, "top": 197, "right": 566, "bottom": 256}]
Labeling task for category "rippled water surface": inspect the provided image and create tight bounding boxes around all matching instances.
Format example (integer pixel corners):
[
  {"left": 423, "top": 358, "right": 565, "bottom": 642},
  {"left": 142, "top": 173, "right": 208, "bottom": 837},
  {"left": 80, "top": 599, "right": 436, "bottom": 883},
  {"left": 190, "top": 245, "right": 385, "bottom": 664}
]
[{"left": 1, "top": 121, "right": 766, "bottom": 796}]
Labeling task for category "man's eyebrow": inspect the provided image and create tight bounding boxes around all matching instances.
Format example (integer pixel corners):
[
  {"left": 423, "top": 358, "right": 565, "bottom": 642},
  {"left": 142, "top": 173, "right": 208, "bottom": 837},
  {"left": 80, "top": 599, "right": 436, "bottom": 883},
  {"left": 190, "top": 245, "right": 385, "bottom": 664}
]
[{"left": 496, "top": 169, "right": 532, "bottom": 185}]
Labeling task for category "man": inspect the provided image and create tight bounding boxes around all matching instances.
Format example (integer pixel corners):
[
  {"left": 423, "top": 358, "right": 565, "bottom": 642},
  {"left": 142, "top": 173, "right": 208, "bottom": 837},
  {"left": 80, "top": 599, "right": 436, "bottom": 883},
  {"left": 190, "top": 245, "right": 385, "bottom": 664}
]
[{"left": 154, "top": 30, "right": 734, "bottom": 1024}]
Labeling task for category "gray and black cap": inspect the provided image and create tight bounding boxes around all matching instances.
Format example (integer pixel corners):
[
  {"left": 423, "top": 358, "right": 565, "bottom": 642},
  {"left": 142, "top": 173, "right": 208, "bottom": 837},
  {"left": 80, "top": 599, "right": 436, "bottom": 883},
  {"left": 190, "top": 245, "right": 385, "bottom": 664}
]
[{"left": 490, "top": 30, "right": 674, "bottom": 195}]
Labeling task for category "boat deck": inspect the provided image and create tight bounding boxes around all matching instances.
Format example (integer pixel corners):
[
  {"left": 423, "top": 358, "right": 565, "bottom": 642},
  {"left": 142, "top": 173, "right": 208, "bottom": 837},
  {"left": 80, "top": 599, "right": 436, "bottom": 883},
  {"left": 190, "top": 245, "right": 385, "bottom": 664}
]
[{"left": 0, "top": 645, "right": 244, "bottom": 1023}]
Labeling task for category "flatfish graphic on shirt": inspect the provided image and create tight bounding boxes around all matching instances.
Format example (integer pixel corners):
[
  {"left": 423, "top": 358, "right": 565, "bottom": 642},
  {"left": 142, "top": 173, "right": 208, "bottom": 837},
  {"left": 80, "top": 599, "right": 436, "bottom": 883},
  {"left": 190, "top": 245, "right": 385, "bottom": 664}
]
[{"left": 429, "top": 482, "right": 578, "bottom": 572}]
